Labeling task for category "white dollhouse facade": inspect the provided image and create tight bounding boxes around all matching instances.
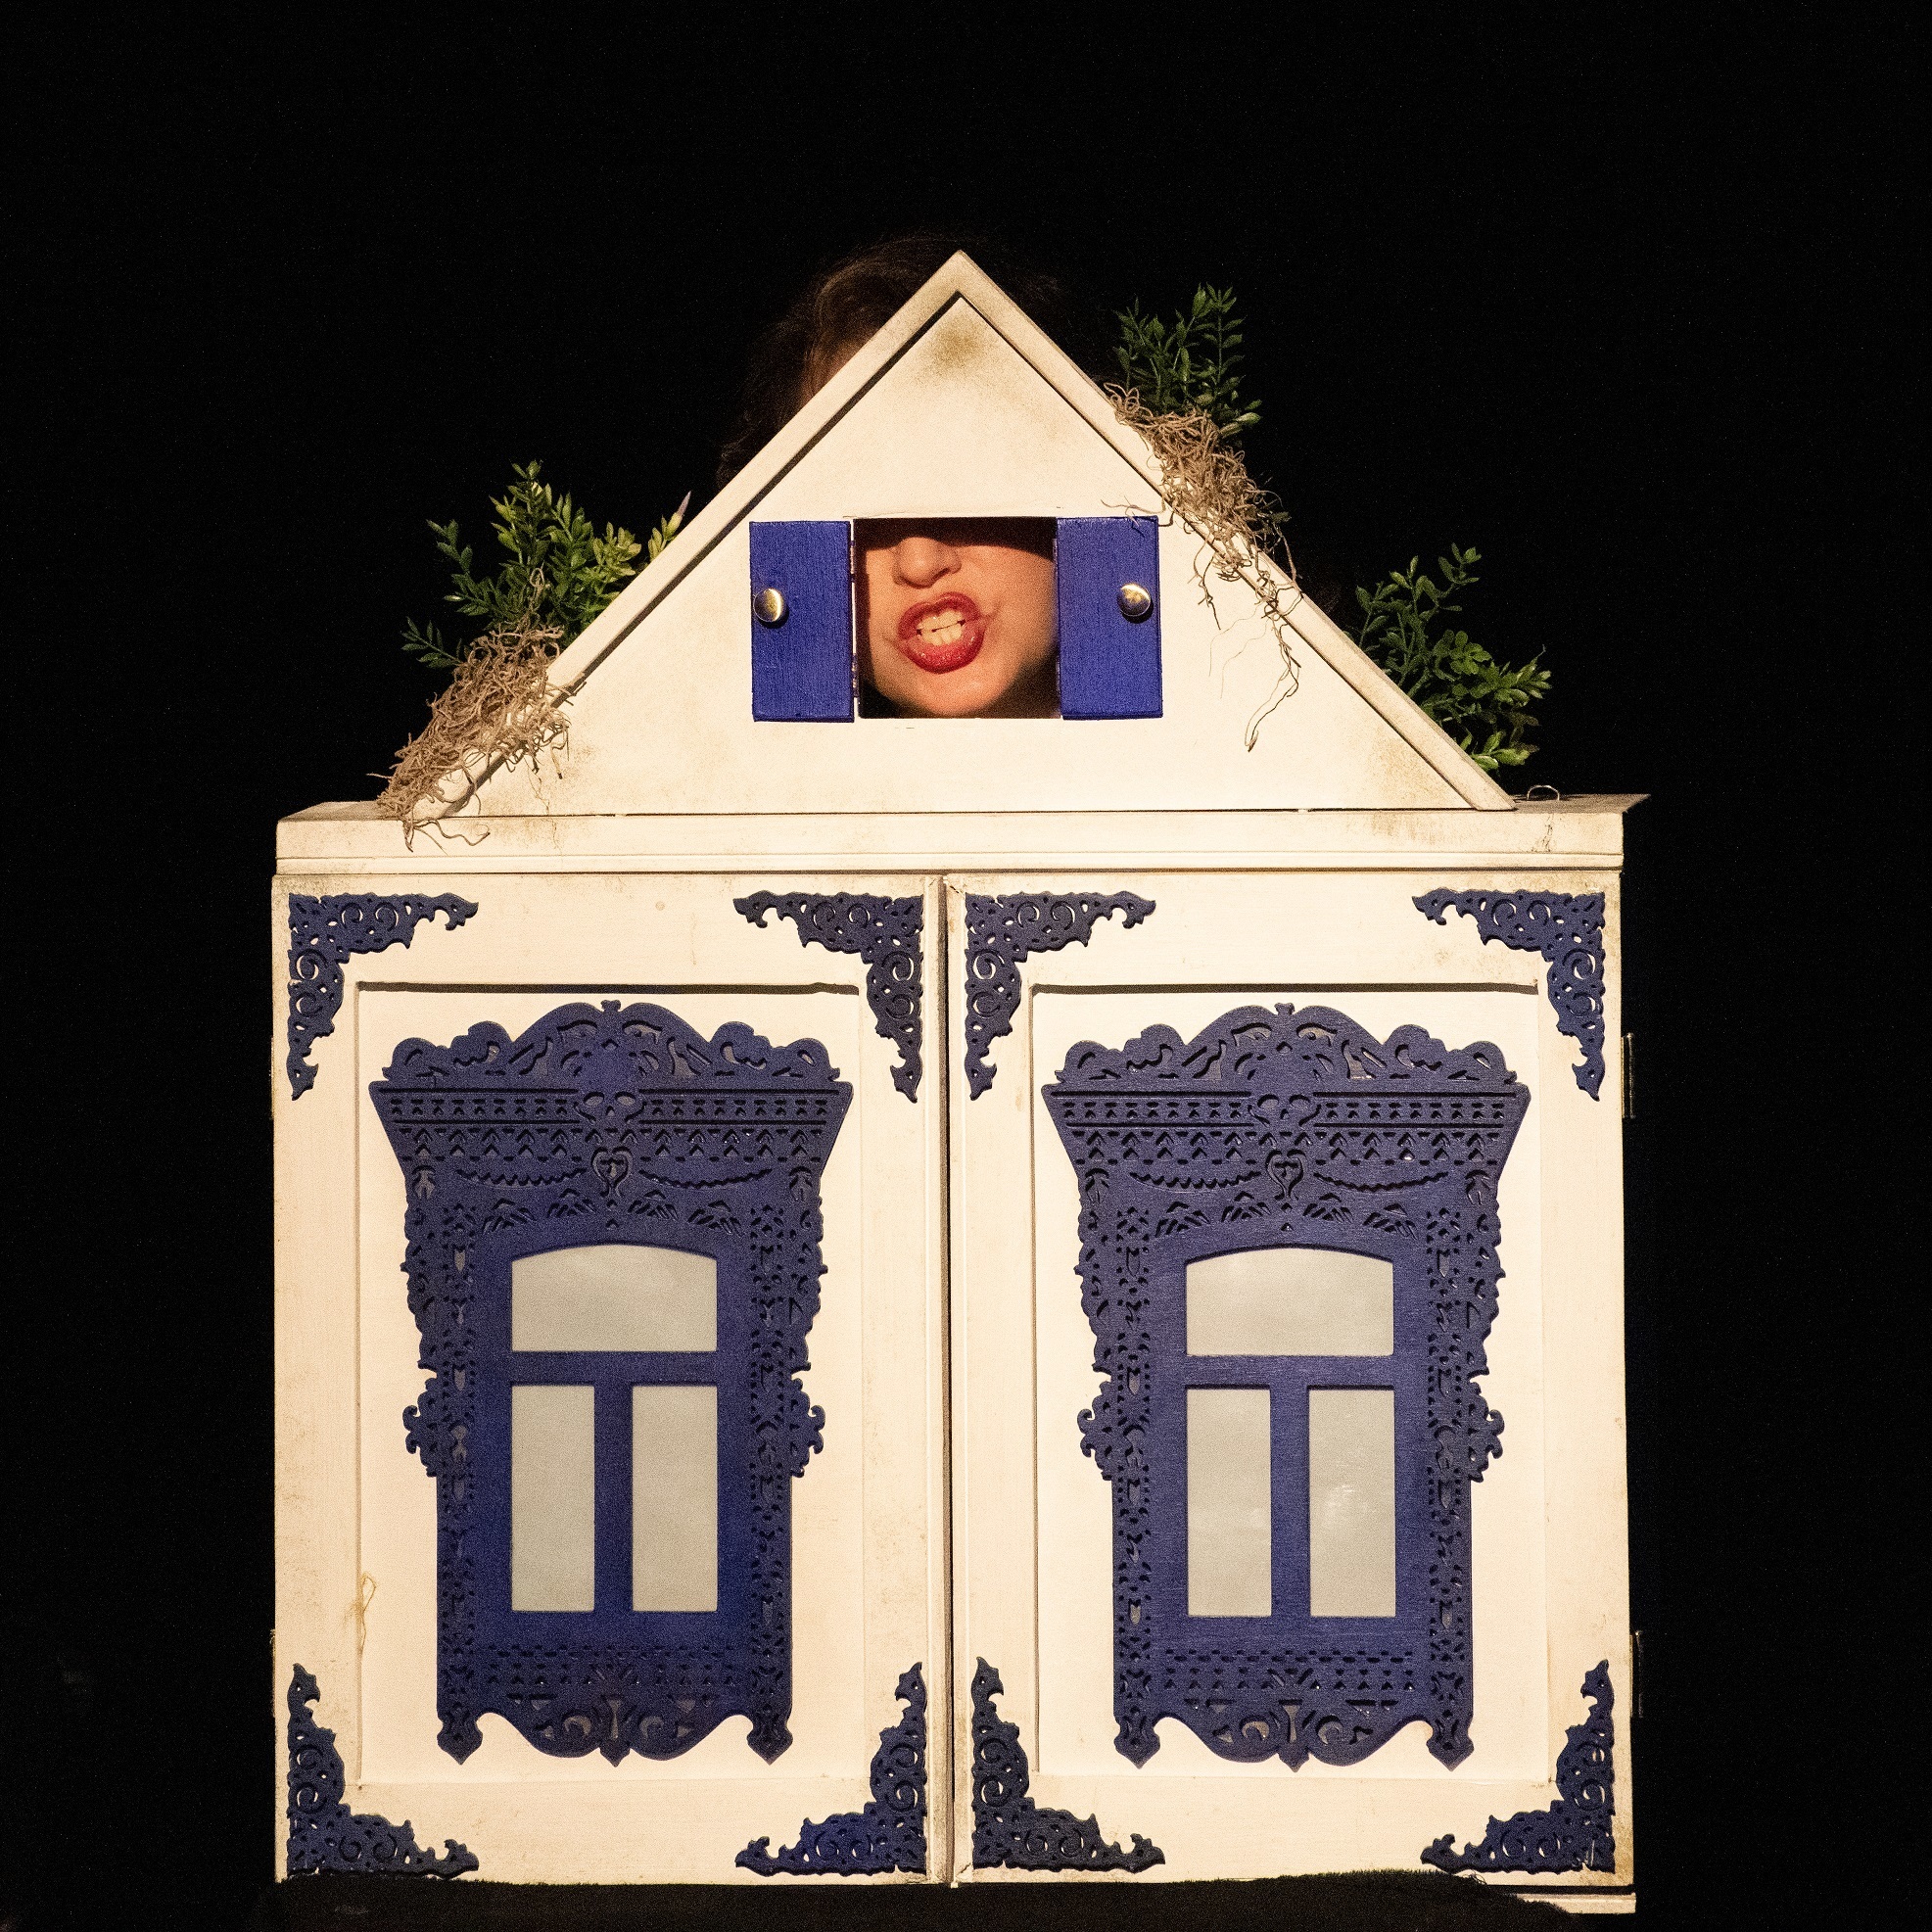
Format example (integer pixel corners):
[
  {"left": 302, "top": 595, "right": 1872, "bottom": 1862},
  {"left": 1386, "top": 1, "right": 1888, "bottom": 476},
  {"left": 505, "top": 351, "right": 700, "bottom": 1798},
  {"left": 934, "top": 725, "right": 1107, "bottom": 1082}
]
[{"left": 272, "top": 256, "right": 1637, "bottom": 1909}]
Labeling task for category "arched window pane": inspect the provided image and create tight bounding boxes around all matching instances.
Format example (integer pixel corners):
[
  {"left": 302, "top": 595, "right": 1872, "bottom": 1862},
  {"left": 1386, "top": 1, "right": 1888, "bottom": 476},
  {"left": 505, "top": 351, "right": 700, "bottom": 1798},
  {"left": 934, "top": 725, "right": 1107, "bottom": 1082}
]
[
  {"left": 1186, "top": 1248, "right": 1393, "bottom": 1356},
  {"left": 512, "top": 1245, "right": 718, "bottom": 1352}
]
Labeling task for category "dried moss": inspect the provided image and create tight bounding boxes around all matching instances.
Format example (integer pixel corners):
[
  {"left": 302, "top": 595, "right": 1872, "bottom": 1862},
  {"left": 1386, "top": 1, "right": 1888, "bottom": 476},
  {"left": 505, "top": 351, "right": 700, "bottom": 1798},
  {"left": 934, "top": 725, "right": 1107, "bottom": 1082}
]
[
  {"left": 1109, "top": 389, "right": 1304, "bottom": 746},
  {"left": 377, "top": 598, "right": 568, "bottom": 843}
]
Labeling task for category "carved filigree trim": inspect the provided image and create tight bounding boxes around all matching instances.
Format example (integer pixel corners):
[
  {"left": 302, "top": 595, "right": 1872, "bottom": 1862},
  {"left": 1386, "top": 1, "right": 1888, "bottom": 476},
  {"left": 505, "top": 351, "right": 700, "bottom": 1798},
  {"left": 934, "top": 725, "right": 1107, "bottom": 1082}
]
[
  {"left": 286, "top": 1666, "right": 477, "bottom": 1878},
  {"left": 738, "top": 1664, "right": 927, "bottom": 1875},
  {"left": 370, "top": 1000, "right": 850, "bottom": 1767},
  {"left": 970, "top": 1661, "right": 1162, "bottom": 1872},
  {"left": 286, "top": 893, "right": 477, "bottom": 1098},
  {"left": 736, "top": 891, "right": 924, "bottom": 1100},
  {"left": 1043, "top": 1003, "right": 1530, "bottom": 1770},
  {"left": 1415, "top": 888, "right": 1607, "bottom": 1098},
  {"left": 963, "top": 892, "right": 1154, "bottom": 1098},
  {"left": 1423, "top": 1663, "right": 1616, "bottom": 1874}
]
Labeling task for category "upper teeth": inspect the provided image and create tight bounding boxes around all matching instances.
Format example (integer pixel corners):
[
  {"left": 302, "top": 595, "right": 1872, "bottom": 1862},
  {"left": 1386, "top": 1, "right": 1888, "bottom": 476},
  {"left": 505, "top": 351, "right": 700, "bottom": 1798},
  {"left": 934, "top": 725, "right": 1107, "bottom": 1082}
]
[{"left": 918, "top": 613, "right": 965, "bottom": 646}]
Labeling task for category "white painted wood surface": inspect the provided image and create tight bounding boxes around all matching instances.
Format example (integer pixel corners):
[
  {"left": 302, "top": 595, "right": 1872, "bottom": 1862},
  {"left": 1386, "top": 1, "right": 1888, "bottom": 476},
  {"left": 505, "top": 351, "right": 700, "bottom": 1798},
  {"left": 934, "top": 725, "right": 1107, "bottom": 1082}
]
[
  {"left": 412, "top": 256, "right": 1513, "bottom": 824},
  {"left": 943, "top": 872, "right": 1631, "bottom": 1905},
  {"left": 272, "top": 253, "right": 1637, "bottom": 1906},
  {"left": 276, "top": 800, "right": 1637, "bottom": 874},
  {"left": 273, "top": 856, "right": 1635, "bottom": 1904},
  {"left": 274, "top": 875, "right": 948, "bottom": 1881}
]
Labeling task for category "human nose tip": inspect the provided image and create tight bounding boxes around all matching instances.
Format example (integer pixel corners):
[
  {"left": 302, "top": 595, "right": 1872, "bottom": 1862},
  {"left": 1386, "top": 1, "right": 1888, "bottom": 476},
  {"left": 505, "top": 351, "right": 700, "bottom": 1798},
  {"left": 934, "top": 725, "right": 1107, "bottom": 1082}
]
[{"left": 893, "top": 537, "right": 960, "bottom": 588}]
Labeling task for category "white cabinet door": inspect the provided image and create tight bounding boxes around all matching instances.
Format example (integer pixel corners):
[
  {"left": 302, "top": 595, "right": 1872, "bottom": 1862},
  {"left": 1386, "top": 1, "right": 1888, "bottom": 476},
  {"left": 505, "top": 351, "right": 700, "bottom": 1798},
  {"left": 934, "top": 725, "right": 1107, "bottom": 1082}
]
[
  {"left": 946, "top": 872, "right": 1629, "bottom": 1894},
  {"left": 275, "top": 872, "right": 947, "bottom": 1882}
]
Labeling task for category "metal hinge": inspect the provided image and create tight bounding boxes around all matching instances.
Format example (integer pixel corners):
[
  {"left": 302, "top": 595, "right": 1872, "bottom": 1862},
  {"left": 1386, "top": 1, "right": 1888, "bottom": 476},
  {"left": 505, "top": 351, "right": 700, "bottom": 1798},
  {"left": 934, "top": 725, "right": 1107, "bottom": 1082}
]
[{"left": 1622, "top": 1032, "right": 1635, "bottom": 1119}]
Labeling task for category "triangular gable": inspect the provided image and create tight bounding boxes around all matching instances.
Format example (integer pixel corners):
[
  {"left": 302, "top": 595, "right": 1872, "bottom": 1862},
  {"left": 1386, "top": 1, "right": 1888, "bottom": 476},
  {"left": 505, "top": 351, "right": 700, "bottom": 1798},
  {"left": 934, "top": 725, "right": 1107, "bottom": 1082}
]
[{"left": 457, "top": 255, "right": 1512, "bottom": 818}]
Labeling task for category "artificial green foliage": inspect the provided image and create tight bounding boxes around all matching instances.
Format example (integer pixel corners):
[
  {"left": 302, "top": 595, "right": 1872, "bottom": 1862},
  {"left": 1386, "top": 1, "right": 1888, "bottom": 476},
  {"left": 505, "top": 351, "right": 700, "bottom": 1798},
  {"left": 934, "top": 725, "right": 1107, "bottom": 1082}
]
[
  {"left": 1115, "top": 286, "right": 1261, "bottom": 436},
  {"left": 402, "top": 461, "right": 685, "bottom": 668},
  {"left": 1351, "top": 546, "right": 1550, "bottom": 772}
]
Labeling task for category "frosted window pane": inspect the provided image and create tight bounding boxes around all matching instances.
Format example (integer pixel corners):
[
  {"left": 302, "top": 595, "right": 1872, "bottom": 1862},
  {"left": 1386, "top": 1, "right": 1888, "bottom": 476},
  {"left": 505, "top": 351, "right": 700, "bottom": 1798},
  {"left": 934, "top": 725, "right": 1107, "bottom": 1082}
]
[
  {"left": 1187, "top": 1388, "right": 1271, "bottom": 1617},
  {"left": 511, "top": 1386, "right": 595, "bottom": 1612},
  {"left": 1187, "top": 1248, "right": 1393, "bottom": 1356},
  {"left": 1308, "top": 1389, "right": 1395, "bottom": 1617},
  {"left": 633, "top": 1386, "right": 718, "bottom": 1614},
  {"left": 512, "top": 1246, "right": 717, "bottom": 1352}
]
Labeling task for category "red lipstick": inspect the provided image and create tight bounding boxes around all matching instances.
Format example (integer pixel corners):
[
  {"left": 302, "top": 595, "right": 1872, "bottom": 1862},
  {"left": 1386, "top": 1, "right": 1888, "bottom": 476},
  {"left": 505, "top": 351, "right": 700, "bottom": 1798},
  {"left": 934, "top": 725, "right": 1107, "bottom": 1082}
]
[{"left": 894, "top": 593, "right": 985, "bottom": 674}]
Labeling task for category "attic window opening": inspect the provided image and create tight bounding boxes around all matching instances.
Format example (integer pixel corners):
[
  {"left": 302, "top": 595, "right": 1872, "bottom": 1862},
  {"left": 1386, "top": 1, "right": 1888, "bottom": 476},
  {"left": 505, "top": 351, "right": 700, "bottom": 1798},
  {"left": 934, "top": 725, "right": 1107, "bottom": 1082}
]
[
  {"left": 748, "top": 513, "right": 1163, "bottom": 724},
  {"left": 854, "top": 518, "right": 1059, "bottom": 719}
]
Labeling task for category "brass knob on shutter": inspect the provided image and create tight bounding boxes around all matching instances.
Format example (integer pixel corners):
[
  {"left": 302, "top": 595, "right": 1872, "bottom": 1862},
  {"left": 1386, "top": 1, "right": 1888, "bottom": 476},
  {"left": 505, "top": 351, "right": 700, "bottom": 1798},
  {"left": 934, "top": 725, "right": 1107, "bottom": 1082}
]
[
  {"left": 752, "top": 587, "right": 788, "bottom": 627},
  {"left": 1117, "top": 583, "right": 1154, "bottom": 621}
]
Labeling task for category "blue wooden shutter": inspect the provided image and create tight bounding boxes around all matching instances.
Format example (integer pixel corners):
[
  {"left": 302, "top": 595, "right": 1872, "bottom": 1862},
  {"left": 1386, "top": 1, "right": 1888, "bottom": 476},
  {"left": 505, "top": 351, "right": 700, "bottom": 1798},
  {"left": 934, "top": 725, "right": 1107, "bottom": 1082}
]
[
  {"left": 1055, "top": 516, "right": 1162, "bottom": 719},
  {"left": 749, "top": 521, "right": 853, "bottom": 722}
]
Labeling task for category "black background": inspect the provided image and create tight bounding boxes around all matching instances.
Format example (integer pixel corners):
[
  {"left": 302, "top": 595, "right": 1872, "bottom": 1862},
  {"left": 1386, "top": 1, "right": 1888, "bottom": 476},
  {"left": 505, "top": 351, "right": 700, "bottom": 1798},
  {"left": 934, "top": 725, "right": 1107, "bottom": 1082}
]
[{"left": 9, "top": 11, "right": 1912, "bottom": 1928}]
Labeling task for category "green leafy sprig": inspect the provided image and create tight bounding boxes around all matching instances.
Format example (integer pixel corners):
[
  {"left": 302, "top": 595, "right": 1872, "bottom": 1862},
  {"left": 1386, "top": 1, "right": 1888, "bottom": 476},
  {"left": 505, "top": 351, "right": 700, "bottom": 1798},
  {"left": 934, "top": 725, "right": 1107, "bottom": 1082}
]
[
  {"left": 1351, "top": 546, "right": 1549, "bottom": 773},
  {"left": 1115, "top": 286, "right": 1261, "bottom": 437},
  {"left": 402, "top": 460, "right": 685, "bottom": 669}
]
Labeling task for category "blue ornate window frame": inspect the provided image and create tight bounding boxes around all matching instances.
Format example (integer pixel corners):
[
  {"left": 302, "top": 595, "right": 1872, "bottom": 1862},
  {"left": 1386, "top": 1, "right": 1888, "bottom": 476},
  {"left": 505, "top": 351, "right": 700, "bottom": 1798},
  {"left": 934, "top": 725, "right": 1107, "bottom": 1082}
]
[
  {"left": 468, "top": 1224, "right": 757, "bottom": 1720},
  {"left": 369, "top": 999, "right": 850, "bottom": 1766},
  {"left": 1150, "top": 1225, "right": 1431, "bottom": 1673},
  {"left": 1043, "top": 1003, "right": 1529, "bottom": 1769}
]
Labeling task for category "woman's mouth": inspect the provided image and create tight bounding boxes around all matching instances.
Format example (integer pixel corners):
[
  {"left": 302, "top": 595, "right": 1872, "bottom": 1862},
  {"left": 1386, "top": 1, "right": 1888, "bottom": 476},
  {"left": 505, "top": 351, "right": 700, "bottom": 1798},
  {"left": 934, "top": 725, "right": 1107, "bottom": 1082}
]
[{"left": 895, "top": 594, "right": 985, "bottom": 674}]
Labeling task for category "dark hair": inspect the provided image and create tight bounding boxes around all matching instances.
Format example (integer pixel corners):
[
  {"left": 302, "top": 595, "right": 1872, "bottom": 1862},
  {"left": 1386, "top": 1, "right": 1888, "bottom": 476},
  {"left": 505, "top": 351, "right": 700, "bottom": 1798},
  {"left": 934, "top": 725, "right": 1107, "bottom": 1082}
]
[{"left": 716, "top": 234, "right": 1106, "bottom": 486}]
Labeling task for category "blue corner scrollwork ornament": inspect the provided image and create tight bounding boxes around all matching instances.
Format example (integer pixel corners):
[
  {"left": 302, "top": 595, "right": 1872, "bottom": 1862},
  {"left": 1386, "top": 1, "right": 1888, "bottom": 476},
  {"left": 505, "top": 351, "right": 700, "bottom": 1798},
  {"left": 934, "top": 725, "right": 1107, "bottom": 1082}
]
[
  {"left": 1415, "top": 888, "right": 1607, "bottom": 1098},
  {"left": 738, "top": 1664, "right": 927, "bottom": 1876},
  {"left": 736, "top": 891, "right": 924, "bottom": 1100},
  {"left": 1423, "top": 1662, "right": 1616, "bottom": 1874},
  {"left": 970, "top": 1661, "right": 1162, "bottom": 1872},
  {"left": 964, "top": 892, "right": 1154, "bottom": 1098},
  {"left": 287, "top": 893, "right": 478, "bottom": 1098},
  {"left": 287, "top": 1666, "right": 478, "bottom": 1878}
]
